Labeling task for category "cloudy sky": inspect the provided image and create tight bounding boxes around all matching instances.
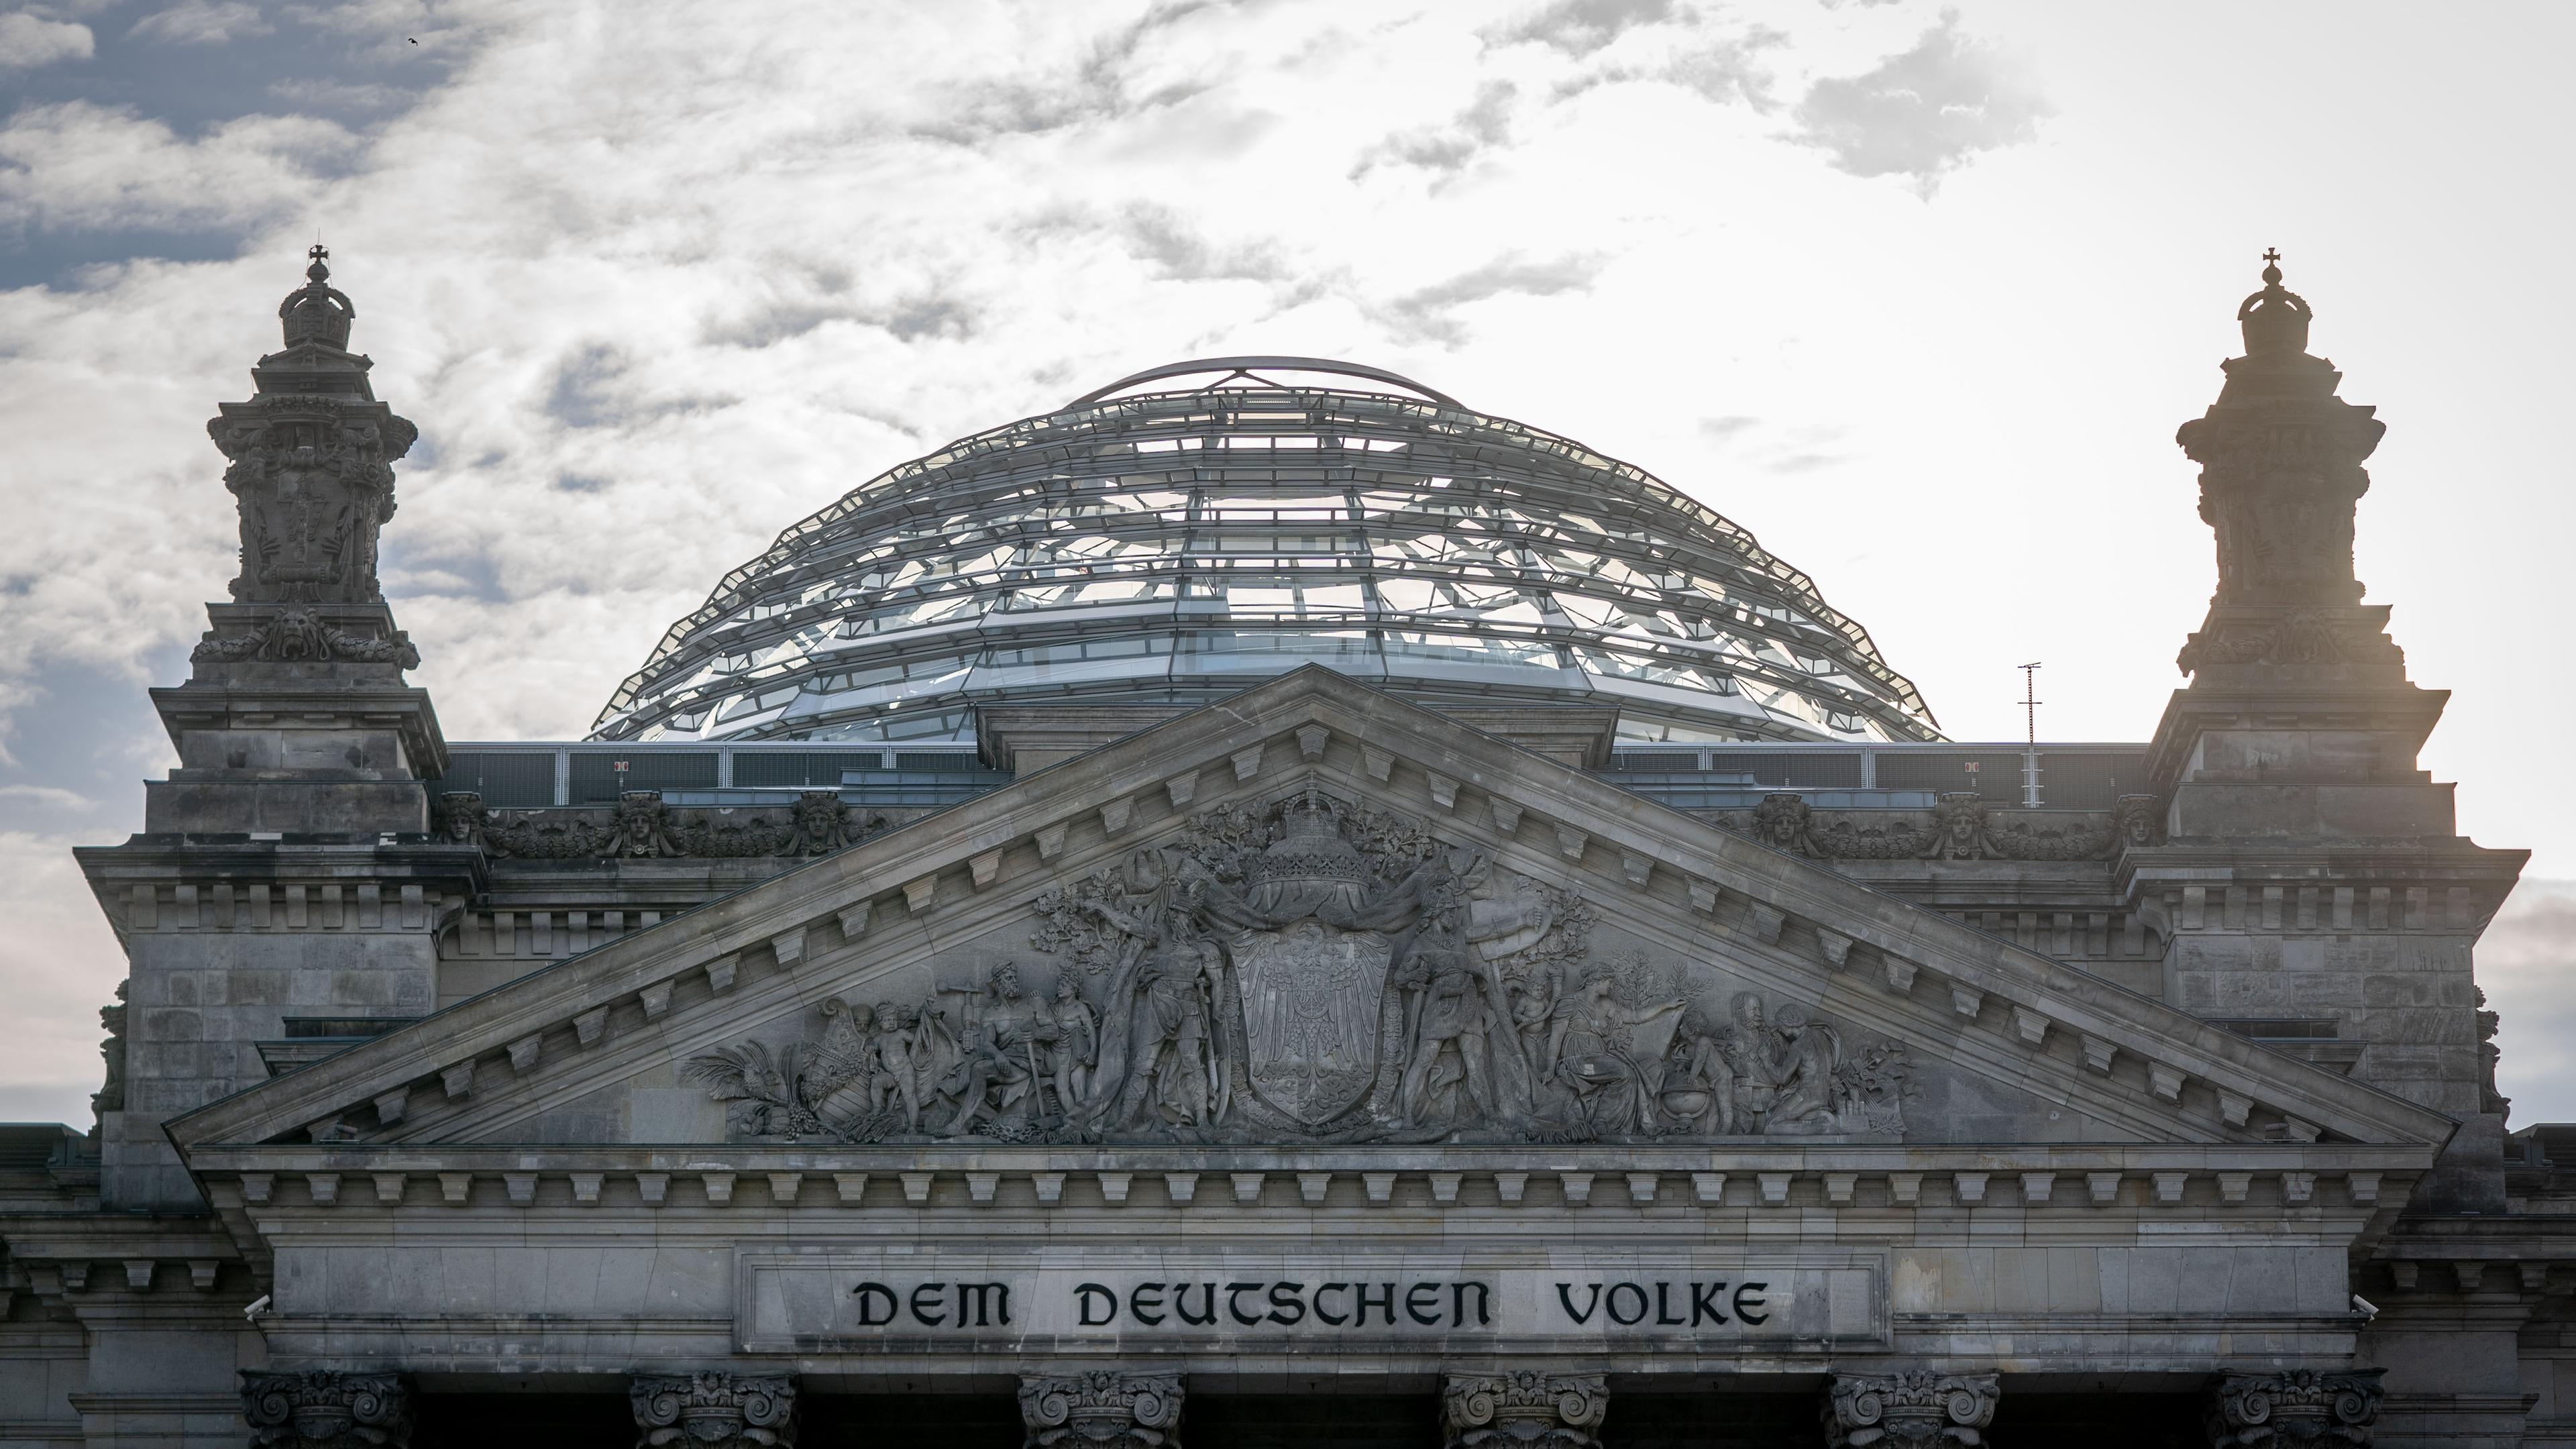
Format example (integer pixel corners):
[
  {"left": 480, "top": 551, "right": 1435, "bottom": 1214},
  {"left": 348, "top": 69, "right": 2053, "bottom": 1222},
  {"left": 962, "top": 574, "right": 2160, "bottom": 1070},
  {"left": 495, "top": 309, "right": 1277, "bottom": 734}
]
[{"left": 3, "top": 0, "right": 2571, "bottom": 1126}]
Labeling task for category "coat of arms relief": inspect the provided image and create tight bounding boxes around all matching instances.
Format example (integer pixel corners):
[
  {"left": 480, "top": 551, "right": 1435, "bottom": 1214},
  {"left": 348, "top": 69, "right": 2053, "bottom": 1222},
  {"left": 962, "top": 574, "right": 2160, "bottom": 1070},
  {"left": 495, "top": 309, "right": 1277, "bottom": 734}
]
[{"left": 685, "top": 786, "right": 1911, "bottom": 1145}]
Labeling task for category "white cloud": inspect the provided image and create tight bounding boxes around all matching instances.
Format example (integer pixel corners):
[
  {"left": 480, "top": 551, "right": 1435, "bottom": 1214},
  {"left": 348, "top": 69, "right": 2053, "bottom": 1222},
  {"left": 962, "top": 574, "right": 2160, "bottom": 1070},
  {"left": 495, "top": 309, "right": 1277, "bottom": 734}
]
[
  {"left": 1788, "top": 13, "right": 2050, "bottom": 193},
  {"left": 129, "top": 0, "right": 273, "bottom": 46},
  {"left": 0, "top": 11, "right": 93, "bottom": 70},
  {"left": 0, "top": 102, "right": 360, "bottom": 235}
]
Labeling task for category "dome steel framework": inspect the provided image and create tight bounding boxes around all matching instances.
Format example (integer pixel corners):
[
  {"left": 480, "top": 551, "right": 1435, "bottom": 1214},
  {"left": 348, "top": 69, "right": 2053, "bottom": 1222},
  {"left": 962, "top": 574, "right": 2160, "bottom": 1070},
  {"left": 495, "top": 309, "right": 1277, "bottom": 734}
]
[{"left": 590, "top": 358, "right": 1942, "bottom": 747}]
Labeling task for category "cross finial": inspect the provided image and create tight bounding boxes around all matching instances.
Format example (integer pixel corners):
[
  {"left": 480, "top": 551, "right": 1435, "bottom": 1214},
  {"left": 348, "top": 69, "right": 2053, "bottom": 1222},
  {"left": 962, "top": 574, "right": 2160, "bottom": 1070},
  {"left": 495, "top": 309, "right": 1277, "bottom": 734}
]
[
  {"left": 309, "top": 243, "right": 329, "bottom": 264},
  {"left": 2262, "top": 248, "right": 2280, "bottom": 265}
]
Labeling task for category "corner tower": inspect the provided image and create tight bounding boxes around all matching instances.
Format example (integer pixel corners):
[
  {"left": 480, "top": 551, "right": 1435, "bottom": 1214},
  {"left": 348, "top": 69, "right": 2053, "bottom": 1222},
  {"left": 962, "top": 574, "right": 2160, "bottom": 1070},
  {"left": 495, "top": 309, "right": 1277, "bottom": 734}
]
[
  {"left": 2128, "top": 253, "right": 2526, "bottom": 1210},
  {"left": 77, "top": 251, "right": 476, "bottom": 1210}
]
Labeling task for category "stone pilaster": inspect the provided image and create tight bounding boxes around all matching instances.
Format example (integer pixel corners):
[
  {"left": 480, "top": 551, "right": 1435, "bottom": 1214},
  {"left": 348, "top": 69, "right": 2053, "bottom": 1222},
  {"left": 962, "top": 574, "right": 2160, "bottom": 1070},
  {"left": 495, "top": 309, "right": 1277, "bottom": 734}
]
[
  {"left": 1821, "top": 1371, "right": 1998, "bottom": 1448},
  {"left": 1018, "top": 1369, "right": 1185, "bottom": 1448},
  {"left": 630, "top": 1372, "right": 798, "bottom": 1449},
  {"left": 2205, "top": 1369, "right": 2383, "bottom": 1446},
  {"left": 239, "top": 1370, "right": 413, "bottom": 1449},
  {"left": 1439, "top": 1371, "right": 1607, "bottom": 1449}
]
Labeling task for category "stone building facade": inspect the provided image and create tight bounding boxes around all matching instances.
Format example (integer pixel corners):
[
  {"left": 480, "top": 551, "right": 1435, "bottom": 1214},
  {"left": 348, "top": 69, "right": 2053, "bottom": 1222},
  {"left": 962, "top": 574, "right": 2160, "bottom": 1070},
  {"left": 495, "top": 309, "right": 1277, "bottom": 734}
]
[{"left": 1, "top": 250, "right": 2566, "bottom": 1447}]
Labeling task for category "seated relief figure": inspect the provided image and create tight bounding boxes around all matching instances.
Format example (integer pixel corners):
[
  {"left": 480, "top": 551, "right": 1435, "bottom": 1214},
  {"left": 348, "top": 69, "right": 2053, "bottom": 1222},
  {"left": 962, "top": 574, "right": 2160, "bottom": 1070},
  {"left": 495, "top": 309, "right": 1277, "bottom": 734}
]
[
  {"left": 687, "top": 788, "right": 1909, "bottom": 1144},
  {"left": 1544, "top": 967, "right": 1689, "bottom": 1135}
]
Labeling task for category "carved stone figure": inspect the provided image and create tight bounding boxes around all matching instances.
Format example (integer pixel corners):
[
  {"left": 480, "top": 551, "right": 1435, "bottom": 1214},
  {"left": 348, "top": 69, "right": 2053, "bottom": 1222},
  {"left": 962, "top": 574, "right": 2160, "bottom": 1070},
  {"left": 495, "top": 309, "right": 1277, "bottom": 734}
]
[
  {"left": 1922, "top": 792, "right": 1999, "bottom": 861},
  {"left": 934, "top": 964, "right": 1059, "bottom": 1134},
  {"left": 89, "top": 979, "right": 129, "bottom": 1127},
  {"left": 613, "top": 792, "right": 680, "bottom": 857},
  {"left": 1663, "top": 990, "right": 1909, "bottom": 1137},
  {"left": 2112, "top": 793, "right": 2163, "bottom": 852},
  {"left": 1441, "top": 1371, "right": 1607, "bottom": 1449},
  {"left": 631, "top": 1371, "right": 798, "bottom": 1449},
  {"left": 1546, "top": 966, "right": 1686, "bottom": 1134},
  {"left": 1096, "top": 932, "right": 1221, "bottom": 1131},
  {"left": 1823, "top": 1371, "right": 1999, "bottom": 1448},
  {"left": 867, "top": 1000, "right": 922, "bottom": 1130},
  {"left": 1018, "top": 1369, "right": 1185, "bottom": 1449},
  {"left": 2205, "top": 1369, "right": 2383, "bottom": 1447},
  {"left": 1049, "top": 975, "right": 1099, "bottom": 1112},
  {"left": 1752, "top": 792, "right": 1815, "bottom": 854},
  {"left": 1395, "top": 936, "right": 1500, "bottom": 1130},
  {"left": 790, "top": 790, "right": 853, "bottom": 855},
  {"left": 240, "top": 1369, "right": 413, "bottom": 1449},
  {"left": 1684, "top": 989, "right": 1775, "bottom": 1134},
  {"left": 2477, "top": 986, "right": 2509, "bottom": 1118},
  {"left": 433, "top": 792, "right": 487, "bottom": 851}
]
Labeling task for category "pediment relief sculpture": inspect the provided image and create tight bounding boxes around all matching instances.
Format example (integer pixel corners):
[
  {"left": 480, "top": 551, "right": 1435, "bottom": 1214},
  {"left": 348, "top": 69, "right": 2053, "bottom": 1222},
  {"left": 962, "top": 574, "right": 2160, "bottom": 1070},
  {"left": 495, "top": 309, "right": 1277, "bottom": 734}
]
[{"left": 684, "top": 786, "right": 1912, "bottom": 1146}]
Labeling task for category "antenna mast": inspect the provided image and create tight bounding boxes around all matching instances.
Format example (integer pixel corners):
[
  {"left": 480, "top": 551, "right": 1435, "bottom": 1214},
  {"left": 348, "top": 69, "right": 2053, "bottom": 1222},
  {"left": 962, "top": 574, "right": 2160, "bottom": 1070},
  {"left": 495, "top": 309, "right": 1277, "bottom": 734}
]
[{"left": 2017, "top": 662, "right": 2043, "bottom": 807}]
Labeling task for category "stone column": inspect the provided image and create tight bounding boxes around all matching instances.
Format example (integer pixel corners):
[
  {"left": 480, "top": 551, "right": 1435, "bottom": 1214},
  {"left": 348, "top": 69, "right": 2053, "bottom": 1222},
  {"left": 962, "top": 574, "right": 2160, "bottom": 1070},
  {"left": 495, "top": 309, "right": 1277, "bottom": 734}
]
[
  {"left": 239, "top": 1370, "right": 413, "bottom": 1449},
  {"left": 630, "top": 1372, "right": 799, "bottom": 1449},
  {"left": 1439, "top": 1371, "right": 1607, "bottom": 1449},
  {"left": 1821, "top": 1371, "right": 1999, "bottom": 1448},
  {"left": 2205, "top": 1369, "right": 2383, "bottom": 1446},
  {"left": 1017, "top": 1369, "right": 1185, "bottom": 1448}
]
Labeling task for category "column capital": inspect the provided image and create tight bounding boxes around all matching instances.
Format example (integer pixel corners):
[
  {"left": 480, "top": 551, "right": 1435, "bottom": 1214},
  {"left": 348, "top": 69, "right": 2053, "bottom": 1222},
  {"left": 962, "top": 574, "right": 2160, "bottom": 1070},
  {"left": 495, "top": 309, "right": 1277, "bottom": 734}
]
[
  {"left": 239, "top": 1370, "right": 413, "bottom": 1449},
  {"left": 1440, "top": 1370, "right": 1607, "bottom": 1449},
  {"left": 1018, "top": 1369, "right": 1185, "bottom": 1449},
  {"left": 1822, "top": 1370, "right": 1999, "bottom": 1448},
  {"left": 2206, "top": 1368, "right": 2383, "bottom": 1446},
  {"left": 631, "top": 1371, "right": 798, "bottom": 1449}
]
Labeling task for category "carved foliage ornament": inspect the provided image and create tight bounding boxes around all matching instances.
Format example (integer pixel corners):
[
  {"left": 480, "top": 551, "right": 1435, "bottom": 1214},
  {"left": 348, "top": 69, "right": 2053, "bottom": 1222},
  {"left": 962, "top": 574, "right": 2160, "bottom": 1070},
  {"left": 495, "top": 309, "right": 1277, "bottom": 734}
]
[
  {"left": 433, "top": 791, "right": 881, "bottom": 860},
  {"left": 240, "top": 1369, "right": 413, "bottom": 1449},
  {"left": 686, "top": 788, "right": 1909, "bottom": 1147},
  {"left": 1019, "top": 1370, "right": 1185, "bottom": 1449},
  {"left": 192, "top": 606, "right": 419, "bottom": 669},
  {"left": 2176, "top": 610, "right": 2400, "bottom": 678},
  {"left": 2206, "top": 1369, "right": 2383, "bottom": 1448},
  {"left": 631, "top": 1371, "right": 798, "bottom": 1449},
  {"left": 1441, "top": 1371, "right": 1607, "bottom": 1449},
  {"left": 1748, "top": 791, "right": 2124, "bottom": 862},
  {"left": 1822, "top": 1371, "right": 2000, "bottom": 1449}
]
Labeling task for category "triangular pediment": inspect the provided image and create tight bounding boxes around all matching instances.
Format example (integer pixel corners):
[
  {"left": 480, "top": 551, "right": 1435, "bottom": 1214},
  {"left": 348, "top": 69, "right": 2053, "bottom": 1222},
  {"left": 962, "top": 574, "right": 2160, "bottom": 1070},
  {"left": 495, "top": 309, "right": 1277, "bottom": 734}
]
[{"left": 170, "top": 667, "right": 2456, "bottom": 1157}]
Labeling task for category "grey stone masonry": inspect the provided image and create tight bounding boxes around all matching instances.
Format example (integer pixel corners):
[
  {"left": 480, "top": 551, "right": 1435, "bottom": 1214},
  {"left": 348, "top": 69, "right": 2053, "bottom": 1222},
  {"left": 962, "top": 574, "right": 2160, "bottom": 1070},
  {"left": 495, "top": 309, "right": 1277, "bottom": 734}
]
[
  {"left": 1019, "top": 1369, "right": 1185, "bottom": 1449},
  {"left": 1441, "top": 1371, "right": 1607, "bottom": 1449},
  {"left": 2128, "top": 254, "right": 2526, "bottom": 1212}
]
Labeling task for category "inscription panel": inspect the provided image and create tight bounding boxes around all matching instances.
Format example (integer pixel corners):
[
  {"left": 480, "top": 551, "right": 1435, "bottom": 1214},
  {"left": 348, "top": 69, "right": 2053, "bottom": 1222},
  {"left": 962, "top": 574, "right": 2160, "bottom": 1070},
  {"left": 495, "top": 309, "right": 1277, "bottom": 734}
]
[{"left": 738, "top": 1245, "right": 1888, "bottom": 1355}]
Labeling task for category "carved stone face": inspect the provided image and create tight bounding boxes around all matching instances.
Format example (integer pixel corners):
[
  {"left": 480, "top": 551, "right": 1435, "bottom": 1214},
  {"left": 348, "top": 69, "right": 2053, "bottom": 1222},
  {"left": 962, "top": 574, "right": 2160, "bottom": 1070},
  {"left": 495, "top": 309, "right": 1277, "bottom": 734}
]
[
  {"left": 1055, "top": 978, "right": 1079, "bottom": 1004},
  {"left": 844, "top": 1002, "right": 875, "bottom": 1032},
  {"left": 872, "top": 1001, "right": 900, "bottom": 1029},
  {"left": 992, "top": 965, "right": 1022, "bottom": 1000},
  {"left": 1730, "top": 991, "right": 1765, "bottom": 1034},
  {"left": 1774, "top": 1002, "right": 1811, "bottom": 1040},
  {"left": 1754, "top": 794, "right": 1808, "bottom": 847}
]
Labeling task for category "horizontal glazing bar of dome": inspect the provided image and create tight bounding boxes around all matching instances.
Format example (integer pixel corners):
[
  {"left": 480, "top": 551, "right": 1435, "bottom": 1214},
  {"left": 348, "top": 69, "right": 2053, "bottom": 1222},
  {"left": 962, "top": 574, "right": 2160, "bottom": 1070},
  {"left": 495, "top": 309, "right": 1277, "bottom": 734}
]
[{"left": 592, "top": 370, "right": 1941, "bottom": 747}]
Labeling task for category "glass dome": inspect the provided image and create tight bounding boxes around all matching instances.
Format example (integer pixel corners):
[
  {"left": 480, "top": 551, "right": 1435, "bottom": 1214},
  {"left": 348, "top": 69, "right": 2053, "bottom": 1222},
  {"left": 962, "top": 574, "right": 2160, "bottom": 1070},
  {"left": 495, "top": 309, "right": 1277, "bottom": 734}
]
[{"left": 590, "top": 358, "right": 1942, "bottom": 747}]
